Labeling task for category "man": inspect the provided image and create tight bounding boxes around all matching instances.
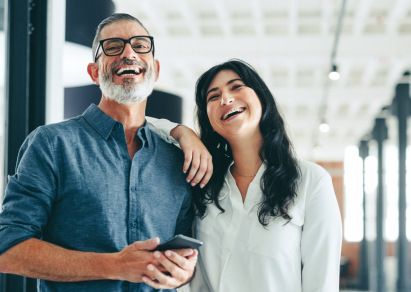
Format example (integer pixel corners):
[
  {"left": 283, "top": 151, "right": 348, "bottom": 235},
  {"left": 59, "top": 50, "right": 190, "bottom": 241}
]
[{"left": 0, "top": 13, "right": 211, "bottom": 291}]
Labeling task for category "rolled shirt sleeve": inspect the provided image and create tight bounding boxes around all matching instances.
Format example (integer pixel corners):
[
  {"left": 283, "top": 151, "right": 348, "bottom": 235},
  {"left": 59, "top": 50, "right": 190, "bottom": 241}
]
[{"left": 0, "top": 127, "right": 57, "bottom": 255}]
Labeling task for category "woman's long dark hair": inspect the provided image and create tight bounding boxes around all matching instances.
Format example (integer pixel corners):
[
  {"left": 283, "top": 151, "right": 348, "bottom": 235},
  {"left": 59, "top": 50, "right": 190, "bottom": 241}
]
[{"left": 193, "top": 59, "right": 301, "bottom": 226}]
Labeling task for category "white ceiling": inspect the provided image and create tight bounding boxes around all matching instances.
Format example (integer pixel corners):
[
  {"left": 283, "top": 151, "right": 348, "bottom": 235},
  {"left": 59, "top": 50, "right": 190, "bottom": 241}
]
[{"left": 113, "top": 0, "right": 411, "bottom": 161}]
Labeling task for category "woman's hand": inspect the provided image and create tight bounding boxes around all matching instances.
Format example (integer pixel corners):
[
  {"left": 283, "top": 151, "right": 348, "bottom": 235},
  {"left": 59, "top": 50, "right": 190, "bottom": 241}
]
[{"left": 170, "top": 125, "right": 213, "bottom": 188}]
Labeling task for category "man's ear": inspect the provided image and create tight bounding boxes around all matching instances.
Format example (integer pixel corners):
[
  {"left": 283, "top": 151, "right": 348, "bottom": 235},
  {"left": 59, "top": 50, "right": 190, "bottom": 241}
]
[
  {"left": 154, "top": 59, "right": 160, "bottom": 82},
  {"left": 87, "top": 62, "right": 100, "bottom": 85}
]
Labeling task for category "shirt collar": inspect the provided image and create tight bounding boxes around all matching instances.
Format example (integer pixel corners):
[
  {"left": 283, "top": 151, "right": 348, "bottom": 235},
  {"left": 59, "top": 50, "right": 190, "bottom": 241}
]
[
  {"left": 82, "top": 104, "right": 152, "bottom": 147},
  {"left": 137, "top": 121, "right": 152, "bottom": 148},
  {"left": 83, "top": 104, "right": 116, "bottom": 140}
]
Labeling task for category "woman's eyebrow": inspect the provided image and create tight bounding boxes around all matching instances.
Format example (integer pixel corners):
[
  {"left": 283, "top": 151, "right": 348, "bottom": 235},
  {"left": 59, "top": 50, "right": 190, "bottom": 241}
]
[
  {"left": 206, "top": 79, "right": 243, "bottom": 97},
  {"left": 227, "top": 78, "right": 242, "bottom": 85},
  {"left": 206, "top": 87, "right": 218, "bottom": 97}
]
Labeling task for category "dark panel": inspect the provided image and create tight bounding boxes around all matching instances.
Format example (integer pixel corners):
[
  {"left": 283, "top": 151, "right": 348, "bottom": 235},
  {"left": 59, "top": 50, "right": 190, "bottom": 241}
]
[
  {"left": 0, "top": 2, "right": 29, "bottom": 291},
  {"left": 65, "top": 0, "right": 115, "bottom": 47},
  {"left": 28, "top": 0, "right": 47, "bottom": 133},
  {"left": 3, "top": 0, "right": 48, "bottom": 291},
  {"left": 64, "top": 84, "right": 101, "bottom": 119},
  {"left": 5, "top": 0, "right": 30, "bottom": 177},
  {"left": 146, "top": 90, "right": 182, "bottom": 124},
  {"left": 64, "top": 85, "right": 183, "bottom": 124}
]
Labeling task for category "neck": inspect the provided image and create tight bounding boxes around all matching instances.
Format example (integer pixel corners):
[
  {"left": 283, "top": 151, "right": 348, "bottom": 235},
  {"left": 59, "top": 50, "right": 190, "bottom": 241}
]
[
  {"left": 228, "top": 132, "right": 263, "bottom": 177},
  {"left": 98, "top": 95, "right": 146, "bottom": 142}
]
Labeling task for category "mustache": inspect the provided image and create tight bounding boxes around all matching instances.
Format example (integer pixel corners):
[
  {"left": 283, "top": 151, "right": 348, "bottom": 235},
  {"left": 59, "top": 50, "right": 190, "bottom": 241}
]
[{"left": 110, "top": 59, "right": 148, "bottom": 72}]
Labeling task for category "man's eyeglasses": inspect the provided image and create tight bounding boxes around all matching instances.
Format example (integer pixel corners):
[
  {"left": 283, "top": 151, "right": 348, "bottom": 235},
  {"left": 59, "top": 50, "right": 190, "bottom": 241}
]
[{"left": 94, "top": 36, "right": 154, "bottom": 62}]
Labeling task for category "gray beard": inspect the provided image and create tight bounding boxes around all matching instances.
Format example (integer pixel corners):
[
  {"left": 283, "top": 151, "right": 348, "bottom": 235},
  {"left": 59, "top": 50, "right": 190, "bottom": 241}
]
[{"left": 98, "top": 61, "right": 155, "bottom": 104}]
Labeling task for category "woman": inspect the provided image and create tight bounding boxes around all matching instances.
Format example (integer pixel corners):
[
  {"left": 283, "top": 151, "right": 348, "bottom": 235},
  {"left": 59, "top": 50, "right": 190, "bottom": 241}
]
[{"left": 185, "top": 59, "right": 342, "bottom": 292}]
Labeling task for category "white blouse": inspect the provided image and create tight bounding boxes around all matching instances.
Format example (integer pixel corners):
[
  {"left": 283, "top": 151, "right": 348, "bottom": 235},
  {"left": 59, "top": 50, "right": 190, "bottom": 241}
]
[
  {"left": 146, "top": 120, "right": 342, "bottom": 292},
  {"left": 187, "top": 160, "right": 342, "bottom": 292}
]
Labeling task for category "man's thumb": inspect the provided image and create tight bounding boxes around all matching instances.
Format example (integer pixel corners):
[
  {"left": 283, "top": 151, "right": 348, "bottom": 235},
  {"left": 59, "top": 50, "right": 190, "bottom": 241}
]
[{"left": 133, "top": 237, "right": 160, "bottom": 251}]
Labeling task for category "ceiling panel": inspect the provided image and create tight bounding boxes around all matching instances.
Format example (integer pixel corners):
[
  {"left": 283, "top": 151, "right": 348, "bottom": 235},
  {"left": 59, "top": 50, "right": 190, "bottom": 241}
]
[{"left": 113, "top": 0, "right": 411, "bottom": 161}]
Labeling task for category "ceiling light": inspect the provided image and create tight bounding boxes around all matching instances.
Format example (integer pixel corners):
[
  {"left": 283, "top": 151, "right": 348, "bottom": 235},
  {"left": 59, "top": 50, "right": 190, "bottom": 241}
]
[
  {"left": 328, "top": 64, "right": 340, "bottom": 81},
  {"left": 319, "top": 121, "right": 330, "bottom": 132}
]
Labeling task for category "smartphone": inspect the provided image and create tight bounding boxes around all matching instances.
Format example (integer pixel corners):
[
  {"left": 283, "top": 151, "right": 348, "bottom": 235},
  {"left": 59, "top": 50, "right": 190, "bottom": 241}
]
[{"left": 154, "top": 234, "right": 203, "bottom": 251}]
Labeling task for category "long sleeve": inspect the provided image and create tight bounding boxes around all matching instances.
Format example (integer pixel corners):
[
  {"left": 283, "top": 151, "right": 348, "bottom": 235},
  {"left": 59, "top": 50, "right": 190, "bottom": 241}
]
[
  {"left": 301, "top": 170, "right": 342, "bottom": 292},
  {"left": 0, "top": 127, "right": 57, "bottom": 255},
  {"left": 146, "top": 116, "right": 179, "bottom": 146}
]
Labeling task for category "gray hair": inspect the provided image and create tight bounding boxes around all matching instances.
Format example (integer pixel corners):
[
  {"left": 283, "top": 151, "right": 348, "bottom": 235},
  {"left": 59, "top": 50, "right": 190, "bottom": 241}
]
[{"left": 91, "top": 13, "right": 151, "bottom": 61}]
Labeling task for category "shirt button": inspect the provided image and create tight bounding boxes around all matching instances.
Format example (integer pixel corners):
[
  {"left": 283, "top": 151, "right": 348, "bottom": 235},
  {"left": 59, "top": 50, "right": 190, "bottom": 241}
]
[{"left": 131, "top": 222, "right": 137, "bottom": 228}]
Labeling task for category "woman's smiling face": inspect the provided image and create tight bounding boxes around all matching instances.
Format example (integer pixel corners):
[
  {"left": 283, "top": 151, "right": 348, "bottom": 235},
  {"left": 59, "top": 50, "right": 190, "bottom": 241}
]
[{"left": 205, "top": 69, "right": 262, "bottom": 141}]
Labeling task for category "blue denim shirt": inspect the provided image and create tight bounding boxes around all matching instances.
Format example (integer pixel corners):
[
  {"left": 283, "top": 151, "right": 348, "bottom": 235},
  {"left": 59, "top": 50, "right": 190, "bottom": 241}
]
[{"left": 0, "top": 104, "right": 193, "bottom": 292}]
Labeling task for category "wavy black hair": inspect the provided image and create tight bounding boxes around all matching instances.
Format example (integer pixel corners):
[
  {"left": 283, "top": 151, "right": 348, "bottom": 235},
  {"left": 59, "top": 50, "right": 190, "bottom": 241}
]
[{"left": 193, "top": 59, "right": 301, "bottom": 226}]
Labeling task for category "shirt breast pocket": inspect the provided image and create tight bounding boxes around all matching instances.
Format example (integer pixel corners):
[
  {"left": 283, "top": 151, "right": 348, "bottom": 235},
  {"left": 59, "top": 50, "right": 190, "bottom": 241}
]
[{"left": 246, "top": 208, "right": 304, "bottom": 262}]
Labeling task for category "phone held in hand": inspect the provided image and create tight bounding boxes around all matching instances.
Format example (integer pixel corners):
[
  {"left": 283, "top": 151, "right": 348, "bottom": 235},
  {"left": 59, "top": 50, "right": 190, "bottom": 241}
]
[{"left": 154, "top": 234, "right": 203, "bottom": 251}]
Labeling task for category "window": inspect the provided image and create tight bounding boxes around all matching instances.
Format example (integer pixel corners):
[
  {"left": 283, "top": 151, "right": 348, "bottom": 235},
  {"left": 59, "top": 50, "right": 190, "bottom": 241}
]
[
  {"left": 344, "top": 145, "right": 364, "bottom": 241},
  {"left": 385, "top": 145, "right": 398, "bottom": 242},
  {"left": 344, "top": 143, "right": 411, "bottom": 242}
]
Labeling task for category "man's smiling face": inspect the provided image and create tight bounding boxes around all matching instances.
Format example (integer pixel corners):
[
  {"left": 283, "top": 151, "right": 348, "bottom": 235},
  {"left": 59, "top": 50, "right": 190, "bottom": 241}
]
[{"left": 94, "top": 20, "right": 159, "bottom": 104}]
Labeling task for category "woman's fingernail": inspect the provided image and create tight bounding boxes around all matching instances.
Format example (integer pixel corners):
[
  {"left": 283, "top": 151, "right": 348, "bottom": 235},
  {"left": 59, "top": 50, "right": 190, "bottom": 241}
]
[
  {"left": 147, "top": 265, "right": 155, "bottom": 271},
  {"left": 165, "top": 250, "right": 172, "bottom": 257}
]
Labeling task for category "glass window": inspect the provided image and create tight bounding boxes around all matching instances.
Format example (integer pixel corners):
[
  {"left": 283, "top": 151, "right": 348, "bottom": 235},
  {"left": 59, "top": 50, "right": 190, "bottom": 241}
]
[
  {"left": 343, "top": 144, "right": 379, "bottom": 242},
  {"left": 385, "top": 145, "right": 399, "bottom": 242},
  {"left": 345, "top": 143, "right": 411, "bottom": 243},
  {"left": 344, "top": 145, "right": 364, "bottom": 242},
  {"left": 364, "top": 154, "right": 378, "bottom": 241}
]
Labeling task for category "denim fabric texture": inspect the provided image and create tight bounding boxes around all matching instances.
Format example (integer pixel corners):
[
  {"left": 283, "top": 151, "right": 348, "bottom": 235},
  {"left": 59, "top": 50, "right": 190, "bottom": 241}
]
[{"left": 0, "top": 104, "right": 194, "bottom": 292}]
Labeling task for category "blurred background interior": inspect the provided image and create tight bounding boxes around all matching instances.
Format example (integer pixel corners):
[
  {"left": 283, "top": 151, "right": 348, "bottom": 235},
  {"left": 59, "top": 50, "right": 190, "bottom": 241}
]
[{"left": 1, "top": 0, "right": 411, "bottom": 291}]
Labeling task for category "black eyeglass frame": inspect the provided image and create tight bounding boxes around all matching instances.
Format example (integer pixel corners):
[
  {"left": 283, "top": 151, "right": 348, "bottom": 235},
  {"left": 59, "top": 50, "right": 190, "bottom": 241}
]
[{"left": 94, "top": 35, "right": 155, "bottom": 62}]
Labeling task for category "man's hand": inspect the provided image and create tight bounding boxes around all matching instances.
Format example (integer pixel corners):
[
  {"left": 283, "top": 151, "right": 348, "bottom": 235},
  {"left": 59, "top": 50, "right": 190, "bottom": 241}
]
[
  {"left": 142, "top": 249, "right": 198, "bottom": 289},
  {"left": 170, "top": 125, "right": 213, "bottom": 188},
  {"left": 114, "top": 238, "right": 162, "bottom": 283},
  {"left": 114, "top": 238, "right": 195, "bottom": 284},
  {"left": 0, "top": 237, "right": 194, "bottom": 284}
]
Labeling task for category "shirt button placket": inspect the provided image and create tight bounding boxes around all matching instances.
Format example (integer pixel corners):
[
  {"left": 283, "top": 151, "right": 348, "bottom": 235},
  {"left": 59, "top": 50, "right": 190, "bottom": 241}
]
[{"left": 129, "top": 185, "right": 138, "bottom": 242}]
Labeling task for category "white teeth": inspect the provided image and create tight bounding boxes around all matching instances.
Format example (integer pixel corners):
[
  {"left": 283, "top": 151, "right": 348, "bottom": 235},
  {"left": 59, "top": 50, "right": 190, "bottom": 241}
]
[
  {"left": 116, "top": 67, "right": 141, "bottom": 75},
  {"left": 222, "top": 108, "right": 245, "bottom": 120}
]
